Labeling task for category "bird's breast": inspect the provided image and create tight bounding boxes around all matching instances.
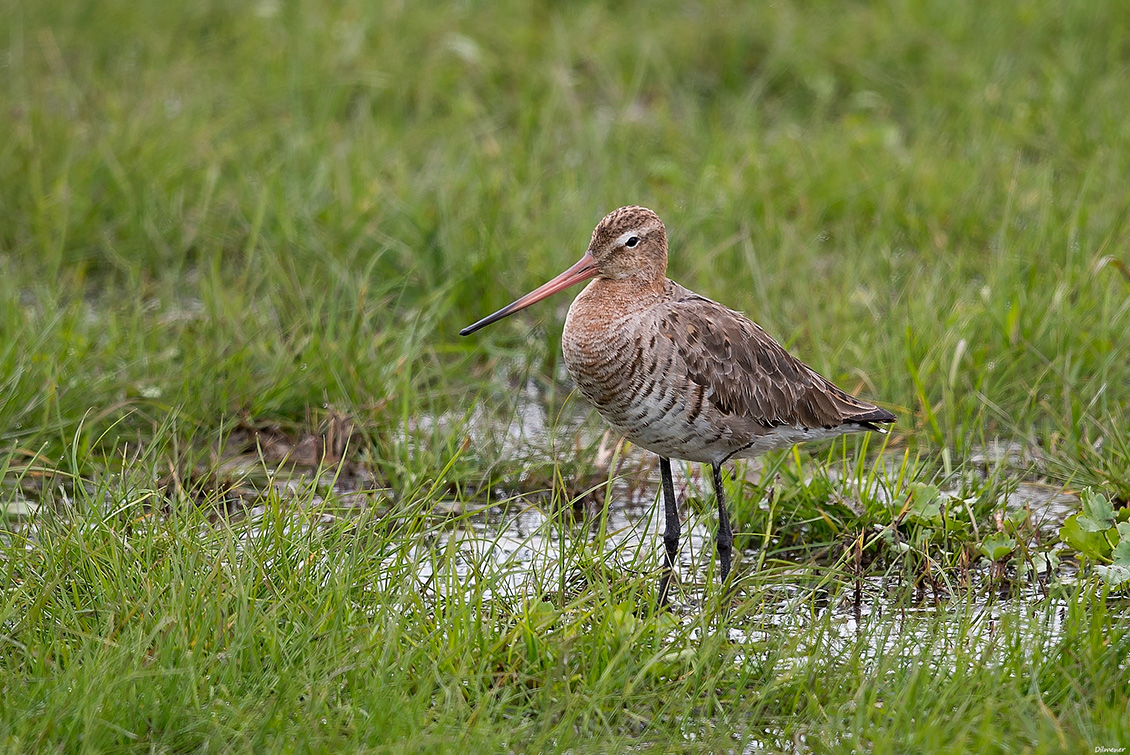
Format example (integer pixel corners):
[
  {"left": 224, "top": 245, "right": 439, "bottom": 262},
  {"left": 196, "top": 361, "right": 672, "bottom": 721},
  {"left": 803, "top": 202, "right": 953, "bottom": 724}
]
[
  {"left": 561, "top": 291, "right": 726, "bottom": 463},
  {"left": 560, "top": 301, "right": 642, "bottom": 411}
]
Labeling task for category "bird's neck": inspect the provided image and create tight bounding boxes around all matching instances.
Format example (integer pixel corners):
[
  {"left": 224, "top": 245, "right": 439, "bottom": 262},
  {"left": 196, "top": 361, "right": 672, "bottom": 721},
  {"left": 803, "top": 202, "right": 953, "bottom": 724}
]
[
  {"left": 568, "top": 275, "right": 669, "bottom": 327},
  {"left": 596, "top": 273, "right": 667, "bottom": 302}
]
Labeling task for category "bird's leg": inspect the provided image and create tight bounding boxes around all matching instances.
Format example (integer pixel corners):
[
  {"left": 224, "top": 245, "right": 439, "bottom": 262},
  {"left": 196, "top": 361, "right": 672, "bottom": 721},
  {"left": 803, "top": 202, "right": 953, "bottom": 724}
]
[
  {"left": 712, "top": 464, "right": 733, "bottom": 586},
  {"left": 657, "top": 456, "right": 680, "bottom": 607}
]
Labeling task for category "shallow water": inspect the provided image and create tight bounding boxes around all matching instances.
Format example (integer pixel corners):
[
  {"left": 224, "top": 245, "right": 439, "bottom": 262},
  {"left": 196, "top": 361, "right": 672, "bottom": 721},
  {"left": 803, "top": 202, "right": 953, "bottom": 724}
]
[{"left": 403, "top": 472, "right": 1076, "bottom": 598}]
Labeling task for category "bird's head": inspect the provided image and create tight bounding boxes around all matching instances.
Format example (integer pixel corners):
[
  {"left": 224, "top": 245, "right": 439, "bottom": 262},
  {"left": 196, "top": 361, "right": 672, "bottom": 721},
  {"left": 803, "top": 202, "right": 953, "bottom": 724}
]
[{"left": 585, "top": 205, "right": 668, "bottom": 281}]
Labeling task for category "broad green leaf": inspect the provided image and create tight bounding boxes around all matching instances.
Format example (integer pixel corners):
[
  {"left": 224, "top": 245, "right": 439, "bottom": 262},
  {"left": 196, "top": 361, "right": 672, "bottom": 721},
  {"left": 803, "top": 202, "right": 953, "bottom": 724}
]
[
  {"left": 1077, "top": 488, "right": 1116, "bottom": 532},
  {"left": 1095, "top": 563, "right": 1130, "bottom": 587},
  {"left": 527, "top": 600, "right": 557, "bottom": 626},
  {"left": 907, "top": 483, "right": 942, "bottom": 524},
  {"left": 611, "top": 605, "right": 638, "bottom": 637},
  {"left": 648, "top": 648, "right": 698, "bottom": 679},
  {"left": 1058, "top": 514, "right": 1114, "bottom": 559},
  {"left": 658, "top": 648, "right": 696, "bottom": 666},
  {"left": 979, "top": 534, "right": 1017, "bottom": 561}
]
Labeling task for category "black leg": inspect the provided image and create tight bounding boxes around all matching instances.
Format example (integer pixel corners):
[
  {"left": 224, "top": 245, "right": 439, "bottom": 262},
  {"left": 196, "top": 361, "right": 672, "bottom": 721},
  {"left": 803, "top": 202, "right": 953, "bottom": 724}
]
[
  {"left": 657, "top": 456, "right": 680, "bottom": 607},
  {"left": 712, "top": 464, "right": 733, "bottom": 586}
]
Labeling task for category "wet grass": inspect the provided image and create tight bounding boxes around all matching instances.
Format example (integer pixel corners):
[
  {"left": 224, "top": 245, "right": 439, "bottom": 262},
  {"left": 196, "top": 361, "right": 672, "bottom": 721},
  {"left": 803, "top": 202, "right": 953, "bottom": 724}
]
[
  {"left": 3, "top": 0, "right": 1130, "bottom": 750},
  {"left": 3, "top": 465, "right": 1129, "bottom": 752}
]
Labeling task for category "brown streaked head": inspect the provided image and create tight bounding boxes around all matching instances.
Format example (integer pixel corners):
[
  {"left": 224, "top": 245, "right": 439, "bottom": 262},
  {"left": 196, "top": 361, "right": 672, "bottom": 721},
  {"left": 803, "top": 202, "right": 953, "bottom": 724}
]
[
  {"left": 586, "top": 205, "right": 668, "bottom": 280},
  {"left": 459, "top": 206, "right": 668, "bottom": 336}
]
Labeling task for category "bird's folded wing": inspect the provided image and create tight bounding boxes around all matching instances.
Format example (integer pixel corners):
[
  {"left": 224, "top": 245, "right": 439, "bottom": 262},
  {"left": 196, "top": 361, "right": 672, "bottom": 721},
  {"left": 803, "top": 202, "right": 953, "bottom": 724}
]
[{"left": 656, "top": 293, "right": 888, "bottom": 429}]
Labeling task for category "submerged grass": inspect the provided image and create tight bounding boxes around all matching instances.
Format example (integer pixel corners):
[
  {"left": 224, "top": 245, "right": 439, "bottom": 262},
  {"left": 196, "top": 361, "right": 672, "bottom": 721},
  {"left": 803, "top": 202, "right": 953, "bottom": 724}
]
[{"left": 3, "top": 0, "right": 1130, "bottom": 750}]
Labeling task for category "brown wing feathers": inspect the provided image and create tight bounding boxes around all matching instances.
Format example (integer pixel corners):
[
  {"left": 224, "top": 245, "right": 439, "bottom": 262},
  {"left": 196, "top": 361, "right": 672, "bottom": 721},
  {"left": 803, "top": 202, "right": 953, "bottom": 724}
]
[{"left": 659, "top": 294, "right": 894, "bottom": 430}]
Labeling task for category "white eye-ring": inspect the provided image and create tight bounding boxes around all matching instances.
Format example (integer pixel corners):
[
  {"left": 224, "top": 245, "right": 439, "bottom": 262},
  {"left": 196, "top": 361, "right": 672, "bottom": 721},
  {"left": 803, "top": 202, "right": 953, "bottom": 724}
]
[{"left": 625, "top": 236, "right": 640, "bottom": 248}]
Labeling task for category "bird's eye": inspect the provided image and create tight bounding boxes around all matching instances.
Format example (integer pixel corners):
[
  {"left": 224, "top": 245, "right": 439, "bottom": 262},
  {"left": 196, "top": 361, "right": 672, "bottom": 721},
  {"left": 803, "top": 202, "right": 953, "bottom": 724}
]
[{"left": 625, "top": 236, "right": 640, "bottom": 248}]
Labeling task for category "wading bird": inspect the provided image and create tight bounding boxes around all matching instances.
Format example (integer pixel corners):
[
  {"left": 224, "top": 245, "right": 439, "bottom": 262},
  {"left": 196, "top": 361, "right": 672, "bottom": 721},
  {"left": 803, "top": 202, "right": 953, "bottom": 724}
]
[{"left": 461, "top": 207, "right": 895, "bottom": 605}]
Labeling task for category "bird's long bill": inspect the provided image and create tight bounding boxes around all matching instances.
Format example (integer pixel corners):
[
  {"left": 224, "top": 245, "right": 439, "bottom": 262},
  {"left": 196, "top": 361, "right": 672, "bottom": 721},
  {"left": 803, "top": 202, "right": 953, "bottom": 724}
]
[{"left": 459, "top": 252, "right": 598, "bottom": 336}]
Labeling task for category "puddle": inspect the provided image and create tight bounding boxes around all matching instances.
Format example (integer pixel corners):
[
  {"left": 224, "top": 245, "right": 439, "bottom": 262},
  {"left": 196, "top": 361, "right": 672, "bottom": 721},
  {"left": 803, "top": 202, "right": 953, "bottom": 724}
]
[
  {"left": 399, "top": 475, "right": 1077, "bottom": 601},
  {"left": 1, "top": 491, "right": 39, "bottom": 519},
  {"left": 411, "top": 378, "right": 598, "bottom": 466},
  {"left": 1005, "top": 483, "right": 1078, "bottom": 532},
  {"left": 406, "top": 483, "right": 721, "bottom": 602}
]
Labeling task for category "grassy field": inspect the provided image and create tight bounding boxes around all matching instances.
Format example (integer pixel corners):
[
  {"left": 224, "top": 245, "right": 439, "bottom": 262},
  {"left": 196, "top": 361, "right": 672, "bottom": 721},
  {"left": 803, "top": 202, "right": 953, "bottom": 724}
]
[{"left": 3, "top": 0, "right": 1130, "bottom": 751}]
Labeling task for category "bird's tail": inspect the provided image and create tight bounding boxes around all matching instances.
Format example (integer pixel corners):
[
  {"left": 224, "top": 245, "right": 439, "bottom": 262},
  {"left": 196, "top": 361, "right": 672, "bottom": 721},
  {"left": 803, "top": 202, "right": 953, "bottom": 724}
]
[{"left": 845, "top": 405, "right": 897, "bottom": 433}]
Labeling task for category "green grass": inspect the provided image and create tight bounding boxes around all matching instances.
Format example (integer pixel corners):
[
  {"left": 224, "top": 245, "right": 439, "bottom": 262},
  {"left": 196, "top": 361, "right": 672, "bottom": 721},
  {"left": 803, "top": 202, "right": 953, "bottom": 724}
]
[
  {"left": 3, "top": 475, "right": 1128, "bottom": 752},
  {"left": 3, "top": 0, "right": 1130, "bottom": 750}
]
